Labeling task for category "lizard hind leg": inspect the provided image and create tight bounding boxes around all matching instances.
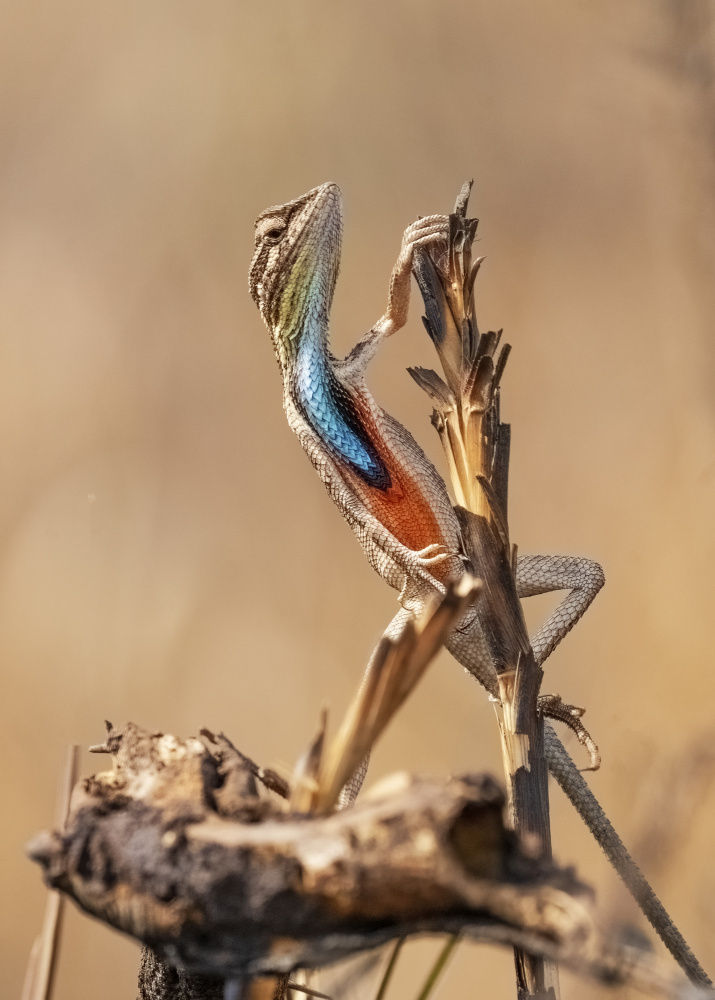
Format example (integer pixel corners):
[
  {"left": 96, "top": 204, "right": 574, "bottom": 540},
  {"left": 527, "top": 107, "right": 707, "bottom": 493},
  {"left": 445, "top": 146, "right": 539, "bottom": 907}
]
[{"left": 516, "top": 554, "right": 605, "bottom": 666}]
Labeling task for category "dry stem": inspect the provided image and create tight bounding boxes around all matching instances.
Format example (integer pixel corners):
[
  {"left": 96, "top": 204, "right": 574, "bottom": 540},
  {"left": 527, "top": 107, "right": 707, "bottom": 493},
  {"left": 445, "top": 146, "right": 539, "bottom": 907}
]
[{"left": 411, "top": 182, "right": 557, "bottom": 1000}]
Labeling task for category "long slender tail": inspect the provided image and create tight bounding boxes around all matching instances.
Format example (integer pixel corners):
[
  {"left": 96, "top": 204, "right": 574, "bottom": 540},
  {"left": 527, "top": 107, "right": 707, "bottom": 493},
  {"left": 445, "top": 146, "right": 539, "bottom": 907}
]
[
  {"left": 545, "top": 724, "right": 711, "bottom": 988},
  {"left": 337, "top": 752, "right": 370, "bottom": 809}
]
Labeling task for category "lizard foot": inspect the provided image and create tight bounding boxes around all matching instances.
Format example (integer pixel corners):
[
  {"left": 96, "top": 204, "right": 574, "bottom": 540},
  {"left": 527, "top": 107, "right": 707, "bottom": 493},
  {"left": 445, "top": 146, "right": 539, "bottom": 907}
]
[
  {"left": 374, "top": 216, "right": 451, "bottom": 338},
  {"left": 396, "top": 545, "right": 462, "bottom": 612},
  {"left": 412, "top": 547, "right": 480, "bottom": 632},
  {"left": 538, "top": 693, "right": 601, "bottom": 772},
  {"left": 414, "top": 542, "right": 452, "bottom": 565},
  {"left": 413, "top": 543, "right": 465, "bottom": 585},
  {"left": 400, "top": 215, "right": 450, "bottom": 272}
]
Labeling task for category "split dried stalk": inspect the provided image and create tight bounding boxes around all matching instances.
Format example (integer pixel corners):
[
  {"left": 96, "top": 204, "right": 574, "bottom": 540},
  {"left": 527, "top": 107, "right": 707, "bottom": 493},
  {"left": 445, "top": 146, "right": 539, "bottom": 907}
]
[{"left": 411, "top": 182, "right": 556, "bottom": 1000}]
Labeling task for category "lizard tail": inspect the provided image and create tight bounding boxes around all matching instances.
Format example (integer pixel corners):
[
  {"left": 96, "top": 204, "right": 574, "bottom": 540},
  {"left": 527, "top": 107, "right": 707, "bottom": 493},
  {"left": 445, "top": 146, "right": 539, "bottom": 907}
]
[
  {"left": 545, "top": 723, "right": 712, "bottom": 988},
  {"left": 337, "top": 752, "right": 370, "bottom": 809}
]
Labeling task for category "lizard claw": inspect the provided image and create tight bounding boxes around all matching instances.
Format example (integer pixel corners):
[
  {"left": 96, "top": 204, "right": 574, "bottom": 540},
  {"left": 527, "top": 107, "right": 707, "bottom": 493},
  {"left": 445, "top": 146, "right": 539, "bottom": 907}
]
[
  {"left": 401, "top": 216, "right": 449, "bottom": 269},
  {"left": 414, "top": 543, "right": 458, "bottom": 571},
  {"left": 415, "top": 542, "right": 449, "bottom": 560},
  {"left": 538, "top": 693, "right": 601, "bottom": 772},
  {"left": 397, "top": 544, "right": 464, "bottom": 611}
]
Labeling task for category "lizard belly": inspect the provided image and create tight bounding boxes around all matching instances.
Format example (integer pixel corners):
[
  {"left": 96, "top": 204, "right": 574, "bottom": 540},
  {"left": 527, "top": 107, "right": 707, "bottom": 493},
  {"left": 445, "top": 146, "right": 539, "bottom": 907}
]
[
  {"left": 292, "top": 340, "right": 459, "bottom": 581},
  {"left": 342, "top": 394, "right": 456, "bottom": 577}
]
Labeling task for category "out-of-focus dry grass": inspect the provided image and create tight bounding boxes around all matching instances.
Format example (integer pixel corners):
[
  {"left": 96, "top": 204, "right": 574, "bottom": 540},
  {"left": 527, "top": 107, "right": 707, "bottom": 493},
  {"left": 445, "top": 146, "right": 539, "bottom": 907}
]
[{"left": 2, "top": 2, "right": 714, "bottom": 998}]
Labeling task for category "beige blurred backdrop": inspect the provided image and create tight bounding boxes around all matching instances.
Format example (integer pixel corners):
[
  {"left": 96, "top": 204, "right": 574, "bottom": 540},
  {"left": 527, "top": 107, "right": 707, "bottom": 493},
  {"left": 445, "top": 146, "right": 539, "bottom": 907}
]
[{"left": 2, "top": 2, "right": 715, "bottom": 997}]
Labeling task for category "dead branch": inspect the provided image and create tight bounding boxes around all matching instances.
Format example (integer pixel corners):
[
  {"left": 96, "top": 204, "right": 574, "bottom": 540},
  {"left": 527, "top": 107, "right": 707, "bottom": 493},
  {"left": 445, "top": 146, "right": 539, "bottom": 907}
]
[{"left": 27, "top": 722, "right": 708, "bottom": 1000}]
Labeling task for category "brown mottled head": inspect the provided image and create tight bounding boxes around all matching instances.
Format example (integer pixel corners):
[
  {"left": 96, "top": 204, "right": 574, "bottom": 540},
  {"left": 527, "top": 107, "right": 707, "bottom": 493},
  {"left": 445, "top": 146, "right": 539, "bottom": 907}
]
[{"left": 249, "top": 183, "right": 343, "bottom": 361}]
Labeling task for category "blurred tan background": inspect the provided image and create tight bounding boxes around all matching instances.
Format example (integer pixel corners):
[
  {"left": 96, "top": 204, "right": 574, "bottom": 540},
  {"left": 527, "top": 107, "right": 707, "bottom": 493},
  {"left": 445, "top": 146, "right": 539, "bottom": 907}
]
[{"left": 2, "top": 1, "right": 715, "bottom": 997}]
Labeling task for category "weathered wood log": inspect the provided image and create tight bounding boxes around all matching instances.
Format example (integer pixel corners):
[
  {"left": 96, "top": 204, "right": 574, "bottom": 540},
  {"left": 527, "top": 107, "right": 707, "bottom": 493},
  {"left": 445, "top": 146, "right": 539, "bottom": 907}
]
[{"left": 26, "top": 722, "right": 705, "bottom": 999}]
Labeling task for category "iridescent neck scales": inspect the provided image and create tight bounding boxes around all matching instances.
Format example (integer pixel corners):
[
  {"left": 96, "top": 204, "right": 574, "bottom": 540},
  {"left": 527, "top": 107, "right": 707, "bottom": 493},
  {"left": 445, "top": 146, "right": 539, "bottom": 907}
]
[{"left": 294, "top": 318, "right": 391, "bottom": 490}]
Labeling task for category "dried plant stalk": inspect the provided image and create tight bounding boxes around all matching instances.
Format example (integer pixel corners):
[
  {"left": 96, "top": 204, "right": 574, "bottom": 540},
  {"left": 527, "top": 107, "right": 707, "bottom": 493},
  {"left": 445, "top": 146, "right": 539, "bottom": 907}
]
[{"left": 411, "top": 182, "right": 557, "bottom": 1000}]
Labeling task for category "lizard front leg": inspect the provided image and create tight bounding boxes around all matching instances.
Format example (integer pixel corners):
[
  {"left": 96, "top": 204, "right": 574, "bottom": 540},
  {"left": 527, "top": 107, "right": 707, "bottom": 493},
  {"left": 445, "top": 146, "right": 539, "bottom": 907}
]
[
  {"left": 377, "top": 215, "right": 449, "bottom": 337},
  {"left": 516, "top": 554, "right": 605, "bottom": 665},
  {"left": 517, "top": 554, "right": 605, "bottom": 770},
  {"left": 342, "top": 215, "right": 449, "bottom": 378}
]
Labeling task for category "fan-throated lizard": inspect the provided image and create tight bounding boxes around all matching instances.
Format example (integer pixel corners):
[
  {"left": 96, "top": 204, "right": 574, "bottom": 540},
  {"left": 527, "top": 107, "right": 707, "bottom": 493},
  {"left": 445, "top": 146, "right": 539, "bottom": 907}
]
[{"left": 249, "top": 182, "right": 710, "bottom": 986}]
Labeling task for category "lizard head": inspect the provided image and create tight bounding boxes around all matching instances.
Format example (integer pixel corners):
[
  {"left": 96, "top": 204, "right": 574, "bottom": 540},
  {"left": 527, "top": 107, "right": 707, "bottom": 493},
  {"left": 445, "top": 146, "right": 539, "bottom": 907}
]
[{"left": 249, "top": 183, "right": 342, "bottom": 365}]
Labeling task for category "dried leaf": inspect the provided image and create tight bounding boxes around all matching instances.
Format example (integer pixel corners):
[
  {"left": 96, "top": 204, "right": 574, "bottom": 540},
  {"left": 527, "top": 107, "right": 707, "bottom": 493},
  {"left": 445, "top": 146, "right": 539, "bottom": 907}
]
[{"left": 407, "top": 367, "right": 455, "bottom": 408}]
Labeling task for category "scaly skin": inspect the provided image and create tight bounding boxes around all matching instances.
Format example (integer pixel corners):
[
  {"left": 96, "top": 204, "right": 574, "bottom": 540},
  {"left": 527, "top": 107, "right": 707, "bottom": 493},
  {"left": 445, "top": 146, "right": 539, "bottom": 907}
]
[
  {"left": 249, "top": 183, "right": 711, "bottom": 987},
  {"left": 250, "top": 184, "right": 469, "bottom": 613}
]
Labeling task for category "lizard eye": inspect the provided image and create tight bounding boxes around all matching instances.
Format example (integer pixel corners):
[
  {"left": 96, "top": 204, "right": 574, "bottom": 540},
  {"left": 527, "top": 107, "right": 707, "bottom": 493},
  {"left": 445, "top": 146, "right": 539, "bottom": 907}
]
[{"left": 257, "top": 218, "right": 288, "bottom": 245}]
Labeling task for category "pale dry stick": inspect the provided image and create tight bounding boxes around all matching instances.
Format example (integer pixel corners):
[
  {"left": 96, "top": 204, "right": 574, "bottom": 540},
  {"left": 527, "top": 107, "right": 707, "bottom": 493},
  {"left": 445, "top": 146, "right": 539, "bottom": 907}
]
[
  {"left": 22, "top": 745, "right": 79, "bottom": 1000},
  {"left": 216, "top": 583, "right": 476, "bottom": 999},
  {"left": 286, "top": 577, "right": 479, "bottom": 1000},
  {"left": 290, "top": 574, "right": 481, "bottom": 815},
  {"left": 272, "top": 982, "right": 334, "bottom": 1000},
  {"left": 316, "top": 575, "right": 480, "bottom": 812}
]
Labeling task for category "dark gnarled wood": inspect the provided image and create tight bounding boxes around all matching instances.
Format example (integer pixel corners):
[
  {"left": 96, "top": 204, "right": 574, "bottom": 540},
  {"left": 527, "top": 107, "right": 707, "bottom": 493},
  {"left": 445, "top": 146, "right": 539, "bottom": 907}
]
[{"left": 26, "top": 722, "right": 705, "bottom": 1000}]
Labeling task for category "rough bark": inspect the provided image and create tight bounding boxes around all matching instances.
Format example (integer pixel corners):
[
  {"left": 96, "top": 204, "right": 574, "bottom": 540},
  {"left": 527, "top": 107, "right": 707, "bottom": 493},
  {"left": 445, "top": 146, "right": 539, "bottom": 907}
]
[{"left": 27, "top": 722, "right": 706, "bottom": 1000}]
